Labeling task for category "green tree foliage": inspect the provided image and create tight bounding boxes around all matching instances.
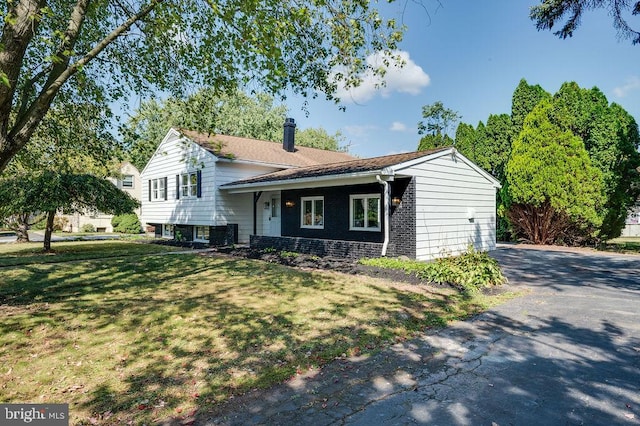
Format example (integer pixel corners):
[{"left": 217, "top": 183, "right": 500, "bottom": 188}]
[
  {"left": 417, "top": 101, "right": 460, "bottom": 151},
  {"left": 476, "top": 114, "right": 513, "bottom": 180},
  {"left": 2, "top": 100, "right": 121, "bottom": 241},
  {"left": 451, "top": 79, "right": 638, "bottom": 243},
  {"left": 453, "top": 122, "right": 479, "bottom": 163},
  {"left": 111, "top": 213, "right": 142, "bottom": 234},
  {"left": 417, "top": 134, "right": 454, "bottom": 151},
  {"left": 505, "top": 100, "right": 605, "bottom": 244},
  {"left": 0, "top": 171, "right": 139, "bottom": 251},
  {"left": 531, "top": 0, "right": 640, "bottom": 44},
  {"left": 122, "top": 89, "right": 346, "bottom": 170},
  {"left": 511, "top": 79, "right": 551, "bottom": 137},
  {"left": 0, "top": 0, "right": 407, "bottom": 173},
  {"left": 295, "top": 128, "right": 347, "bottom": 152},
  {"left": 122, "top": 90, "right": 287, "bottom": 170},
  {"left": 548, "top": 82, "right": 640, "bottom": 239}
]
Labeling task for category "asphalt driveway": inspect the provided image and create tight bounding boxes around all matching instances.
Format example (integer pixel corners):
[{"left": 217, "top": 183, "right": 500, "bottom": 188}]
[{"left": 197, "top": 245, "right": 640, "bottom": 426}]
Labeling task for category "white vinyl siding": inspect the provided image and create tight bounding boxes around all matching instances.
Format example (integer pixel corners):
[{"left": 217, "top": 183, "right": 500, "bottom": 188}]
[
  {"left": 405, "top": 154, "right": 497, "bottom": 261},
  {"left": 215, "top": 162, "right": 281, "bottom": 243},
  {"left": 141, "top": 131, "right": 216, "bottom": 227}
]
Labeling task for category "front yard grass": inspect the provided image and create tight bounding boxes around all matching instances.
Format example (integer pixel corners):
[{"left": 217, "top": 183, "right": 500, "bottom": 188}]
[
  {"left": 0, "top": 241, "right": 515, "bottom": 425},
  {"left": 598, "top": 237, "right": 640, "bottom": 254},
  {"left": 0, "top": 240, "right": 181, "bottom": 267}
]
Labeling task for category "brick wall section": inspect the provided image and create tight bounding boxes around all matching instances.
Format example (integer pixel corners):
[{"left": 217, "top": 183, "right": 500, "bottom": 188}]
[
  {"left": 251, "top": 235, "right": 395, "bottom": 259},
  {"left": 389, "top": 177, "right": 416, "bottom": 258},
  {"left": 209, "top": 224, "right": 238, "bottom": 245}
]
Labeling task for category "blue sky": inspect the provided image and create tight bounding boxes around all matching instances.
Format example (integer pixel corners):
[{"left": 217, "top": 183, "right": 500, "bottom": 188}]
[{"left": 285, "top": 1, "right": 640, "bottom": 158}]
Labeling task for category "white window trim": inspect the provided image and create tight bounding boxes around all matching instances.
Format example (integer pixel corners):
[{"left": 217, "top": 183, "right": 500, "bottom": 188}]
[
  {"left": 300, "top": 196, "right": 324, "bottom": 229},
  {"left": 152, "top": 178, "right": 166, "bottom": 201},
  {"left": 193, "top": 225, "right": 209, "bottom": 242},
  {"left": 349, "top": 194, "right": 382, "bottom": 232},
  {"left": 162, "top": 224, "right": 174, "bottom": 238},
  {"left": 181, "top": 172, "right": 198, "bottom": 198}
]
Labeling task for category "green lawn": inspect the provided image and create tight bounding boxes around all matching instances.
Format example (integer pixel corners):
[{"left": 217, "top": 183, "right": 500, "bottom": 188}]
[
  {"left": 0, "top": 241, "right": 515, "bottom": 425},
  {"left": 0, "top": 240, "right": 181, "bottom": 267},
  {"left": 599, "top": 236, "right": 640, "bottom": 254}
]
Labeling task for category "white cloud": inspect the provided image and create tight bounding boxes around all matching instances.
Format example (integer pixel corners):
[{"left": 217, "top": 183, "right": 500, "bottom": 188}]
[
  {"left": 390, "top": 121, "right": 408, "bottom": 132},
  {"left": 613, "top": 76, "right": 640, "bottom": 98},
  {"left": 334, "top": 50, "right": 430, "bottom": 104}
]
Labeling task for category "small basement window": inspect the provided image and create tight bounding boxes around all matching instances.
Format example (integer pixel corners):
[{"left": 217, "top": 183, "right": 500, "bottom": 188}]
[
  {"left": 162, "top": 224, "right": 174, "bottom": 238},
  {"left": 350, "top": 194, "right": 381, "bottom": 231},
  {"left": 301, "top": 196, "right": 324, "bottom": 229},
  {"left": 194, "top": 226, "right": 209, "bottom": 242}
]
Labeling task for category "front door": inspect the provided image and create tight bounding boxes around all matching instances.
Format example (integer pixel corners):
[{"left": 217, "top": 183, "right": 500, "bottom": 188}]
[
  {"left": 269, "top": 196, "right": 281, "bottom": 236},
  {"left": 262, "top": 193, "right": 281, "bottom": 237}
]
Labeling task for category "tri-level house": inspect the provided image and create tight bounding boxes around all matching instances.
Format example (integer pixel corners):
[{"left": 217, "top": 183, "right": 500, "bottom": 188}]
[{"left": 141, "top": 119, "right": 501, "bottom": 260}]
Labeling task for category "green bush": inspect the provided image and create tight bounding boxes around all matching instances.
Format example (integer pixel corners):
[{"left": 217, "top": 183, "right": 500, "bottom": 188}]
[
  {"left": 111, "top": 213, "right": 141, "bottom": 234},
  {"left": 81, "top": 223, "right": 95, "bottom": 233},
  {"left": 360, "top": 247, "right": 507, "bottom": 294}
]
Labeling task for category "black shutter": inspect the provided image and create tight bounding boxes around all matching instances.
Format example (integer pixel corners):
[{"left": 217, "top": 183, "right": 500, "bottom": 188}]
[
  {"left": 148, "top": 180, "right": 151, "bottom": 201},
  {"left": 163, "top": 177, "right": 168, "bottom": 200},
  {"left": 176, "top": 174, "right": 180, "bottom": 200},
  {"left": 196, "top": 170, "right": 202, "bottom": 198}
]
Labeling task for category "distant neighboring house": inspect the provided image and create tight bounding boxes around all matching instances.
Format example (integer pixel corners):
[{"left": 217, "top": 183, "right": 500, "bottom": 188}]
[
  {"left": 62, "top": 162, "right": 141, "bottom": 232},
  {"left": 141, "top": 119, "right": 501, "bottom": 260},
  {"left": 621, "top": 201, "right": 640, "bottom": 237}
]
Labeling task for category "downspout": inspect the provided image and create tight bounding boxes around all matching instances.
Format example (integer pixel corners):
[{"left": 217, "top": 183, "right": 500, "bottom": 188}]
[{"left": 376, "top": 175, "right": 390, "bottom": 257}]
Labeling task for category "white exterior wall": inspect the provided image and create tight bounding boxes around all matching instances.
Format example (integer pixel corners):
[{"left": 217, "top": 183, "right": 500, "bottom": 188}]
[
  {"left": 141, "top": 134, "right": 218, "bottom": 227},
  {"left": 215, "top": 162, "right": 280, "bottom": 242},
  {"left": 407, "top": 154, "right": 498, "bottom": 261},
  {"left": 141, "top": 132, "right": 281, "bottom": 242}
]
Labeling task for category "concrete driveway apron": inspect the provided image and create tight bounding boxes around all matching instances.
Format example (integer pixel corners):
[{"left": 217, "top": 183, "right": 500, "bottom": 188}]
[{"left": 199, "top": 245, "right": 640, "bottom": 426}]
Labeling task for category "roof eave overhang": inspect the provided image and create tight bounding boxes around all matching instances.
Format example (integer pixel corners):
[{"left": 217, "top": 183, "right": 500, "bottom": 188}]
[
  {"left": 214, "top": 157, "right": 299, "bottom": 169},
  {"left": 221, "top": 170, "right": 395, "bottom": 194}
]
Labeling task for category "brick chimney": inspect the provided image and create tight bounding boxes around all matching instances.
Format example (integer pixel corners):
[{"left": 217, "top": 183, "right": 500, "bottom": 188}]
[{"left": 283, "top": 117, "right": 296, "bottom": 152}]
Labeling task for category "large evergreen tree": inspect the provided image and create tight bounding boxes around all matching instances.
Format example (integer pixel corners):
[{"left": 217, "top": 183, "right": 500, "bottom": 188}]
[
  {"left": 549, "top": 82, "right": 640, "bottom": 239},
  {"left": 511, "top": 79, "right": 551, "bottom": 137},
  {"left": 453, "top": 122, "right": 479, "bottom": 163},
  {"left": 506, "top": 100, "right": 605, "bottom": 244},
  {"left": 476, "top": 114, "right": 513, "bottom": 181}
]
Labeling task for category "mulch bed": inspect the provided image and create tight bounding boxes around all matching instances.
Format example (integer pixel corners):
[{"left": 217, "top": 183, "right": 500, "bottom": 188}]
[{"left": 209, "top": 247, "right": 436, "bottom": 287}]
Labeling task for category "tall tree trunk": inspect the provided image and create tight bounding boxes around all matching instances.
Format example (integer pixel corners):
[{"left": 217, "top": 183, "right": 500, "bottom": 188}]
[
  {"left": 15, "top": 213, "right": 30, "bottom": 242},
  {"left": 43, "top": 210, "right": 55, "bottom": 252}
]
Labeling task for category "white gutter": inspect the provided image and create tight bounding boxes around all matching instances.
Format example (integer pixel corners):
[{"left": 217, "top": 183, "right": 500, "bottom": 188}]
[{"left": 376, "top": 175, "right": 390, "bottom": 257}]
